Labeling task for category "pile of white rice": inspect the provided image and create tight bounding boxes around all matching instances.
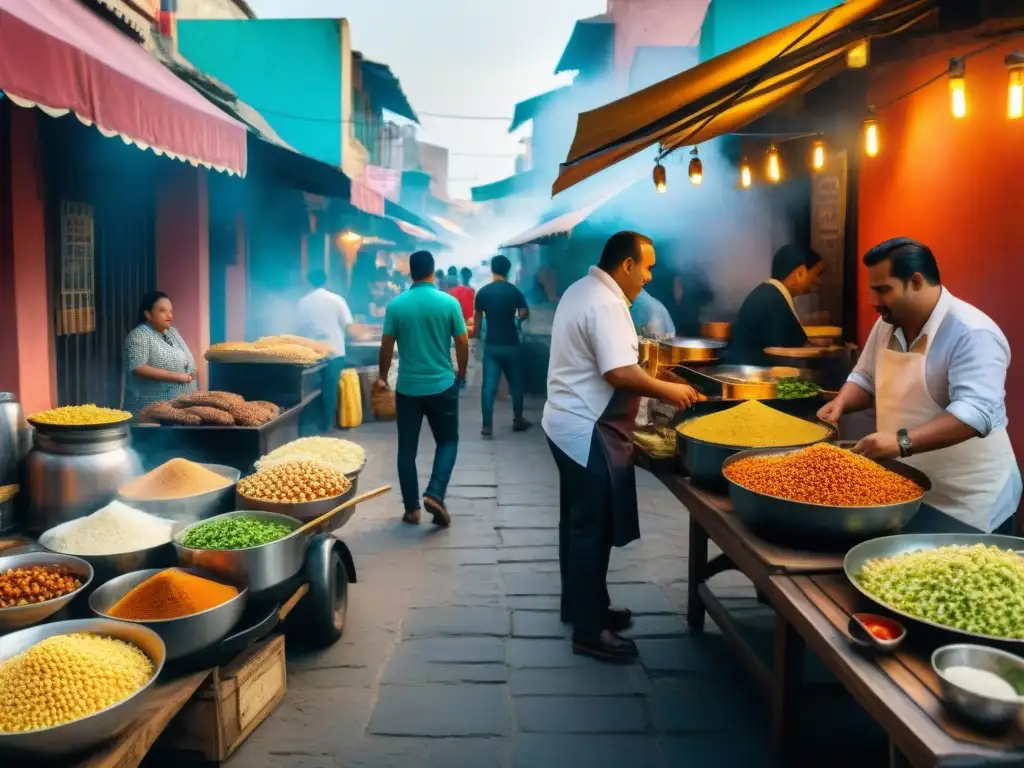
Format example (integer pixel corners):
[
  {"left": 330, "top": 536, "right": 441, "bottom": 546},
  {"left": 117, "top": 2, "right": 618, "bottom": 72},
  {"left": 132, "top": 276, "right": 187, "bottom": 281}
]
[
  {"left": 256, "top": 437, "right": 365, "bottom": 476},
  {"left": 43, "top": 501, "right": 174, "bottom": 556}
]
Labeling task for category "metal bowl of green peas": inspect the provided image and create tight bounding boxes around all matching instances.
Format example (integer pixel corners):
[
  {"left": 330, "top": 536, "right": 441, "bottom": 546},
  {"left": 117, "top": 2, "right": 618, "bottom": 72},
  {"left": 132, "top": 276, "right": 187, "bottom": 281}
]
[{"left": 172, "top": 511, "right": 307, "bottom": 594}]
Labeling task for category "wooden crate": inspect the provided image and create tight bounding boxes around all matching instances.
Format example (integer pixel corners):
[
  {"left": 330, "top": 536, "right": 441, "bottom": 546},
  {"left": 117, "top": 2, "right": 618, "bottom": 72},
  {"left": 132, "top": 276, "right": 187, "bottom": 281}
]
[{"left": 161, "top": 635, "right": 287, "bottom": 763}]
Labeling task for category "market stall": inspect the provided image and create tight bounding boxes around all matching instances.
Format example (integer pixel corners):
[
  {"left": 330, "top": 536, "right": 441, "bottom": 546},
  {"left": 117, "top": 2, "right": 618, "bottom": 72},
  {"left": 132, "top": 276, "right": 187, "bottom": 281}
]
[
  {"left": 634, "top": 387, "right": 1024, "bottom": 765},
  {"left": 0, "top": 398, "right": 384, "bottom": 765}
]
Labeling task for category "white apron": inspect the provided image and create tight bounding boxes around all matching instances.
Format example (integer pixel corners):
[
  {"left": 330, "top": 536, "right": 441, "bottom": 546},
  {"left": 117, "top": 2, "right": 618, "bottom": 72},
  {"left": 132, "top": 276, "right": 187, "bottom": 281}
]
[
  {"left": 767, "top": 279, "right": 802, "bottom": 325},
  {"left": 875, "top": 327, "right": 1017, "bottom": 531}
]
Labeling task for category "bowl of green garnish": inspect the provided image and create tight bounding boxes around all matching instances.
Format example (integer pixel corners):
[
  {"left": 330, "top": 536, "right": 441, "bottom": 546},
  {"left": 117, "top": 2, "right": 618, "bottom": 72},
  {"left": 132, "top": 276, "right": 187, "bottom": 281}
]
[{"left": 775, "top": 378, "right": 823, "bottom": 400}]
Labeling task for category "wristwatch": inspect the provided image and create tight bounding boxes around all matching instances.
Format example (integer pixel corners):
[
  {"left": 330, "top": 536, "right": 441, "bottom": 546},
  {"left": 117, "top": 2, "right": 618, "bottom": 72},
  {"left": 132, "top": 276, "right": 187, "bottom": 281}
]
[{"left": 897, "top": 428, "right": 913, "bottom": 458}]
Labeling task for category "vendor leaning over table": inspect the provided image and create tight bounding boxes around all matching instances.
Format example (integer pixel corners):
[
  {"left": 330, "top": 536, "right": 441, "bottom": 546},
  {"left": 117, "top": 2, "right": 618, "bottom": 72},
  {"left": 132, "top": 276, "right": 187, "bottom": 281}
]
[
  {"left": 122, "top": 291, "right": 198, "bottom": 414},
  {"left": 818, "top": 237, "right": 1021, "bottom": 534},
  {"left": 543, "top": 231, "right": 699, "bottom": 664},
  {"left": 724, "top": 244, "right": 822, "bottom": 366}
]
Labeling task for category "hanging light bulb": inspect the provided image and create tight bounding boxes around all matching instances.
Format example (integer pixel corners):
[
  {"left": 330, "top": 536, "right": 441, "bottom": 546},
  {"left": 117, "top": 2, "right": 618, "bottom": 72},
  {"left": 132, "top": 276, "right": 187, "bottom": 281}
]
[
  {"left": 653, "top": 162, "right": 667, "bottom": 193},
  {"left": 864, "top": 117, "right": 880, "bottom": 158},
  {"left": 739, "top": 158, "right": 752, "bottom": 189},
  {"left": 687, "top": 147, "right": 703, "bottom": 186},
  {"left": 846, "top": 40, "right": 870, "bottom": 69},
  {"left": 948, "top": 58, "right": 967, "bottom": 119},
  {"left": 812, "top": 140, "right": 826, "bottom": 171},
  {"left": 1007, "top": 52, "right": 1024, "bottom": 120},
  {"left": 766, "top": 145, "right": 781, "bottom": 183}
]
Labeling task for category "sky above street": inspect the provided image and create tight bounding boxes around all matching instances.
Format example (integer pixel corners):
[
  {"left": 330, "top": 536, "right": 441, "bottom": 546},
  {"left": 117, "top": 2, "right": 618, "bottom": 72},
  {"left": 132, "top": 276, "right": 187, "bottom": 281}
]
[{"left": 247, "top": 0, "right": 607, "bottom": 200}]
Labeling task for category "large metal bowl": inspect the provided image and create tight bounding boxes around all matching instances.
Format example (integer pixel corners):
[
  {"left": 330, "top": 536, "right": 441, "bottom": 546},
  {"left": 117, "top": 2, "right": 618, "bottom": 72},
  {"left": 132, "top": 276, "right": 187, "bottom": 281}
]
[
  {"left": 675, "top": 417, "right": 835, "bottom": 490},
  {"left": 0, "top": 552, "right": 94, "bottom": 632},
  {"left": 722, "top": 446, "right": 931, "bottom": 539},
  {"left": 932, "top": 644, "right": 1024, "bottom": 729},
  {"left": 845, "top": 533, "right": 1024, "bottom": 645},
  {"left": 237, "top": 461, "right": 363, "bottom": 525},
  {"left": 88, "top": 567, "right": 247, "bottom": 660},
  {"left": 173, "top": 510, "right": 310, "bottom": 594},
  {"left": 0, "top": 617, "right": 165, "bottom": 758},
  {"left": 120, "top": 463, "right": 240, "bottom": 525},
  {"left": 38, "top": 519, "right": 177, "bottom": 589}
]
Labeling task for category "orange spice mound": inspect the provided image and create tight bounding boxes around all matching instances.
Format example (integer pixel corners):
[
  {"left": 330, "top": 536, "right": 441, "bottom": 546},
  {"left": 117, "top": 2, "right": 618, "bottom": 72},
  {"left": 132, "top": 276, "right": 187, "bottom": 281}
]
[
  {"left": 723, "top": 443, "right": 924, "bottom": 507},
  {"left": 109, "top": 568, "right": 238, "bottom": 620},
  {"left": 120, "top": 458, "right": 231, "bottom": 500}
]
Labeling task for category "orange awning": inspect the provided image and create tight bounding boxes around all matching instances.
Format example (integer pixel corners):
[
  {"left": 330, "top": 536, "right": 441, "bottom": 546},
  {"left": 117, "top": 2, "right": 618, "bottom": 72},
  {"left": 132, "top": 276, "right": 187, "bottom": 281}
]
[{"left": 553, "top": 0, "right": 937, "bottom": 195}]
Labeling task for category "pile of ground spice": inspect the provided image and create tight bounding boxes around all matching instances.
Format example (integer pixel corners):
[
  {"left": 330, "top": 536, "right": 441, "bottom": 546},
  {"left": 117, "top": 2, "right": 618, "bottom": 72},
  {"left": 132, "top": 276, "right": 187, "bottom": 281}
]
[
  {"left": 677, "top": 400, "right": 829, "bottom": 448},
  {"left": 119, "top": 458, "right": 232, "bottom": 500},
  {"left": 724, "top": 443, "right": 924, "bottom": 506},
  {"left": 108, "top": 568, "right": 238, "bottom": 620}
]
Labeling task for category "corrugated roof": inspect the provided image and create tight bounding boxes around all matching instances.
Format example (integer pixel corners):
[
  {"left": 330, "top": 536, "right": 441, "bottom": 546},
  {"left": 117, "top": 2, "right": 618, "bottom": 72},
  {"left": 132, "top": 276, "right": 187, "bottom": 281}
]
[{"left": 360, "top": 59, "right": 418, "bottom": 123}]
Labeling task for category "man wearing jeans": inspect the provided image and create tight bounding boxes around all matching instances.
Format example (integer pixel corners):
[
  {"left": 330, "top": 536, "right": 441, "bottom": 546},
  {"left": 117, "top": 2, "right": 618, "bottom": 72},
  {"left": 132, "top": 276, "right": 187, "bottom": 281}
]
[
  {"left": 377, "top": 251, "right": 469, "bottom": 526},
  {"left": 473, "top": 255, "right": 530, "bottom": 437}
]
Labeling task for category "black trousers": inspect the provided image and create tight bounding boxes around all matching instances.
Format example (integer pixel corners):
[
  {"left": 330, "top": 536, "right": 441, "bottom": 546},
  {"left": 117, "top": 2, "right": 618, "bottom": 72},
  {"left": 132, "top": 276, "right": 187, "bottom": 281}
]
[{"left": 548, "top": 437, "right": 613, "bottom": 640}]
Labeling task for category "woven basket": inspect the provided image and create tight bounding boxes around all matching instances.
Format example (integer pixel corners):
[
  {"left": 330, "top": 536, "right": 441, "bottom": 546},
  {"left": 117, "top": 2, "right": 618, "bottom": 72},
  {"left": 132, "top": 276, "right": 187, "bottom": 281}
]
[{"left": 371, "top": 388, "right": 397, "bottom": 421}]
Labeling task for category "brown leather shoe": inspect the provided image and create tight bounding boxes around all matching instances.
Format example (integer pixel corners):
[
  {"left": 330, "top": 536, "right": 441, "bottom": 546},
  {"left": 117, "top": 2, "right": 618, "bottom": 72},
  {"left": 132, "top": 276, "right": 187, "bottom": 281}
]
[
  {"left": 423, "top": 496, "right": 451, "bottom": 527},
  {"left": 572, "top": 630, "right": 638, "bottom": 664},
  {"left": 402, "top": 509, "right": 421, "bottom": 525}
]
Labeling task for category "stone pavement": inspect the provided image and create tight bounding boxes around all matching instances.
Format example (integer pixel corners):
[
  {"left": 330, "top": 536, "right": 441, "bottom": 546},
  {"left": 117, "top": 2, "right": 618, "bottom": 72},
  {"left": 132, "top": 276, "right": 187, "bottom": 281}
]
[{"left": 221, "top": 388, "right": 885, "bottom": 768}]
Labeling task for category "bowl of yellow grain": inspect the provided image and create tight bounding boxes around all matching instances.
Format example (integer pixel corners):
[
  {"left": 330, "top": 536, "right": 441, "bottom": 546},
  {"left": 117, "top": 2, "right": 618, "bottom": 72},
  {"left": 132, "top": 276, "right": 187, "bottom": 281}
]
[
  {"left": 674, "top": 400, "right": 835, "bottom": 490},
  {"left": 0, "top": 617, "right": 165, "bottom": 758}
]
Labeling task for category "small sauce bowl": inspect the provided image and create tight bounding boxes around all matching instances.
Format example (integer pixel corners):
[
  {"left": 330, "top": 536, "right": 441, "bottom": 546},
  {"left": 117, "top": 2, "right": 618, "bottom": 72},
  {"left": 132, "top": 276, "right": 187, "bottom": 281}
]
[{"left": 848, "top": 612, "right": 906, "bottom": 653}]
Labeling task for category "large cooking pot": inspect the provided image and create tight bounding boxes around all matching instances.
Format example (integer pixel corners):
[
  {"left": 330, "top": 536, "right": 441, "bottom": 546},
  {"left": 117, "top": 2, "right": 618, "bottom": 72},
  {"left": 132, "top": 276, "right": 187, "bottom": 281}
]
[
  {"left": 0, "top": 393, "right": 24, "bottom": 485},
  {"left": 24, "top": 423, "right": 142, "bottom": 535},
  {"left": 659, "top": 337, "right": 726, "bottom": 365}
]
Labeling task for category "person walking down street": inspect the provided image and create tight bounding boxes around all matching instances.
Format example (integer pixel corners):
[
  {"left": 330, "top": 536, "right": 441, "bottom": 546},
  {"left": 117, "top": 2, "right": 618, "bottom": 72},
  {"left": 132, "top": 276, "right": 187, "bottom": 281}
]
[
  {"left": 474, "top": 255, "right": 530, "bottom": 437},
  {"left": 297, "top": 269, "right": 353, "bottom": 433},
  {"left": 377, "top": 251, "right": 469, "bottom": 527},
  {"left": 448, "top": 267, "right": 476, "bottom": 326},
  {"left": 544, "top": 232, "right": 699, "bottom": 663},
  {"left": 435, "top": 269, "right": 448, "bottom": 292}
]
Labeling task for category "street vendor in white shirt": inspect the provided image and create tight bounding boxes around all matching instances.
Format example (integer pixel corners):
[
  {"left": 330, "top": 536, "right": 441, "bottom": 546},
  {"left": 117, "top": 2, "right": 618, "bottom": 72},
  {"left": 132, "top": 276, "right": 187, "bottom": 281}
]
[
  {"left": 819, "top": 237, "right": 1021, "bottom": 533},
  {"left": 543, "top": 231, "right": 699, "bottom": 664}
]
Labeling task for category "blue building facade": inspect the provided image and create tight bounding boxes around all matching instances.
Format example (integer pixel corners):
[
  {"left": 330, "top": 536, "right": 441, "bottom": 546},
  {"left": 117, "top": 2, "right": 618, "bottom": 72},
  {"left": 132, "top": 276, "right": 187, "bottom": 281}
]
[{"left": 179, "top": 19, "right": 345, "bottom": 167}]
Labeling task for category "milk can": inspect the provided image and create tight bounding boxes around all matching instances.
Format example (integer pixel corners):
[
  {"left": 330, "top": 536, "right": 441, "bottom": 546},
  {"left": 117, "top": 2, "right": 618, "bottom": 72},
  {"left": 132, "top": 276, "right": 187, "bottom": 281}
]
[{"left": 23, "top": 422, "right": 141, "bottom": 535}]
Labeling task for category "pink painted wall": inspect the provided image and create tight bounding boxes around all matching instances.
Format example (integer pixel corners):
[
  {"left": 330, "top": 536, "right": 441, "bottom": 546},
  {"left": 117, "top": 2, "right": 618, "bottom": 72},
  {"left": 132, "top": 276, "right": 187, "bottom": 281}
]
[
  {"left": 607, "top": 0, "right": 710, "bottom": 72},
  {"left": 0, "top": 108, "right": 55, "bottom": 413},
  {"left": 157, "top": 165, "right": 211, "bottom": 389}
]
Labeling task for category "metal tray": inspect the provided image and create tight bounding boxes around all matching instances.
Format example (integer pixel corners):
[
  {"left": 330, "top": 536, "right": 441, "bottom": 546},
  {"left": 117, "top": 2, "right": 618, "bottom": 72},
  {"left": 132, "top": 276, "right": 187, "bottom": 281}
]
[
  {"left": 844, "top": 533, "right": 1024, "bottom": 645},
  {"left": 675, "top": 365, "right": 811, "bottom": 401},
  {"left": 722, "top": 447, "right": 930, "bottom": 540},
  {"left": 659, "top": 337, "right": 726, "bottom": 365}
]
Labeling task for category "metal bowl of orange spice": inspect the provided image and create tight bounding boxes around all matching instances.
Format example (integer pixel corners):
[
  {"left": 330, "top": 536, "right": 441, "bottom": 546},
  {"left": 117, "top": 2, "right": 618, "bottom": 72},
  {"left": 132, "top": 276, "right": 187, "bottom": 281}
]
[
  {"left": 722, "top": 442, "right": 931, "bottom": 540},
  {"left": 0, "top": 552, "right": 94, "bottom": 631}
]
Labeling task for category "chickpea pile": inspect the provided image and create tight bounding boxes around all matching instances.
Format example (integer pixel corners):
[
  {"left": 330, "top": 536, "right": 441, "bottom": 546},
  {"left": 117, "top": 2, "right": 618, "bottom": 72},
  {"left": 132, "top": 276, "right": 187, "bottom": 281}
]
[
  {"left": 237, "top": 460, "right": 351, "bottom": 503},
  {"left": 0, "top": 566, "right": 81, "bottom": 608},
  {"left": 0, "top": 633, "right": 154, "bottom": 732}
]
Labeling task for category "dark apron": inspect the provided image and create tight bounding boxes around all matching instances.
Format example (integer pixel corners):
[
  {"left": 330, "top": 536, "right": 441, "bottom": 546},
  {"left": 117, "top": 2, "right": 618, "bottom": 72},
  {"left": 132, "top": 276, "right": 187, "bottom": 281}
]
[{"left": 589, "top": 388, "right": 643, "bottom": 547}]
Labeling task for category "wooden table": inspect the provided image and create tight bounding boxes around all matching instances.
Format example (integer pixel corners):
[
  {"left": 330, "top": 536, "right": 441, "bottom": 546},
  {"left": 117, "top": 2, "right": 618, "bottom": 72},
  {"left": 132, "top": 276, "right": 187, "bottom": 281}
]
[
  {"left": 651, "top": 468, "right": 1004, "bottom": 766},
  {"left": 771, "top": 574, "right": 1024, "bottom": 767},
  {"left": 655, "top": 471, "right": 845, "bottom": 754}
]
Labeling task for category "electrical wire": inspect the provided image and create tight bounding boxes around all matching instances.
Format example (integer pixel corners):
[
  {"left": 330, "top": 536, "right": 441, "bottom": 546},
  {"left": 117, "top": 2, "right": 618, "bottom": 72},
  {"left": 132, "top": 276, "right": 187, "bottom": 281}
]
[{"left": 244, "top": 104, "right": 513, "bottom": 124}]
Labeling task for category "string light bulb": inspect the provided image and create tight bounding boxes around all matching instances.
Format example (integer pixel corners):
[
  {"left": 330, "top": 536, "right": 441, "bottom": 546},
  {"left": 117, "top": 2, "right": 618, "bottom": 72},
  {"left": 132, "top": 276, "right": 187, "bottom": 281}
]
[
  {"left": 653, "top": 162, "right": 667, "bottom": 193},
  {"left": 739, "top": 158, "right": 752, "bottom": 189},
  {"left": 864, "top": 117, "right": 880, "bottom": 158},
  {"left": 846, "top": 40, "right": 870, "bottom": 69},
  {"left": 948, "top": 58, "right": 967, "bottom": 119},
  {"left": 812, "top": 140, "right": 826, "bottom": 171},
  {"left": 1007, "top": 52, "right": 1024, "bottom": 120},
  {"left": 687, "top": 147, "right": 703, "bottom": 186},
  {"left": 766, "top": 145, "right": 781, "bottom": 183}
]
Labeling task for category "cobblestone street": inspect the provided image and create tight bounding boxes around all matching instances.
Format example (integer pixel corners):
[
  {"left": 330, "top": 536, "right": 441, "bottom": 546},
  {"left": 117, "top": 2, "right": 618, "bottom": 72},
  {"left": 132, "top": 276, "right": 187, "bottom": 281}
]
[{"left": 225, "top": 387, "right": 880, "bottom": 768}]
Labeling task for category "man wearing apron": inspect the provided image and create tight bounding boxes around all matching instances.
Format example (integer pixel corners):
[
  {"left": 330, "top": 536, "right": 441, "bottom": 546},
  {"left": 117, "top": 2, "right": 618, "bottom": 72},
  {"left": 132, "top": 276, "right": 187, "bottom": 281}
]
[
  {"left": 724, "top": 244, "right": 822, "bottom": 366},
  {"left": 820, "top": 238, "right": 1021, "bottom": 533},
  {"left": 543, "top": 231, "right": 699, "bottom": 663}
]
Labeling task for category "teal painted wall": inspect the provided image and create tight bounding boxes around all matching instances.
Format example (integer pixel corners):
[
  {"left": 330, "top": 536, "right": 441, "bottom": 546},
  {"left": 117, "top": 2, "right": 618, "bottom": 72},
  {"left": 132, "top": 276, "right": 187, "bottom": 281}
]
[
  {"left": 699, "top": 0, "right": 837, "bottom": 60},
  {"left": 179, "top": 19, "right": 343, "bottom": 167}
]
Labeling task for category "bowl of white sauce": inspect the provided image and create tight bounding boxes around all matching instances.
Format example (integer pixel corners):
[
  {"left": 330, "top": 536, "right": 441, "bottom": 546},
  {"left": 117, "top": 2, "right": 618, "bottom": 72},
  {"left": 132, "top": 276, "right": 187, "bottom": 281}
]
[{"left": 932, "top": 644, "right": 1024, "bottom": 729}]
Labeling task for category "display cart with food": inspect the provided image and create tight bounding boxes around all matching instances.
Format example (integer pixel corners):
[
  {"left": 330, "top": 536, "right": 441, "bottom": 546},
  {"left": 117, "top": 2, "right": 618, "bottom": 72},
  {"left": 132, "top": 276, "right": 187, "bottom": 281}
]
[
  {"left": 632, "top": 376, "right": 1024, "bottom": 765},
  {"left": 0, "top": 400, "right": 382, "bottom": 766}
]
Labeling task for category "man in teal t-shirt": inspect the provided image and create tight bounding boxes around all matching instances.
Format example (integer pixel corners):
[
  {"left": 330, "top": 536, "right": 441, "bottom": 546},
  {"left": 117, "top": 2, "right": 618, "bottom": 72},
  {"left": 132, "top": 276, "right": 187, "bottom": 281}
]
[{"left": 378, "top": 250, "right": 469, "bottom": 526}]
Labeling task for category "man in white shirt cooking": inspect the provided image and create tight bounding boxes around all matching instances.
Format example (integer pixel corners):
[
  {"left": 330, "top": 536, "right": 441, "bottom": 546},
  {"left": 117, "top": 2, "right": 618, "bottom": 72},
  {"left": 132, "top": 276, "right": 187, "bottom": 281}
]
[
  {"left": 819, "top": 237, "right": 1021, "bottom": 533},
  {"left": 298, "top": 269, "right": 354, "bottom": 432},
  {"left": 544, "top": 231, "right": 699, "bottom": 664}
]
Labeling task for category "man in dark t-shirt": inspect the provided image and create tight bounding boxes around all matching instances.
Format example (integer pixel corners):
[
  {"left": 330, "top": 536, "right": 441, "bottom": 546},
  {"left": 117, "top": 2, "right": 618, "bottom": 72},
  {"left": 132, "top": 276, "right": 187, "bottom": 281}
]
[{"left": 474, "top": 255, "right": 530, "bottom": 436}]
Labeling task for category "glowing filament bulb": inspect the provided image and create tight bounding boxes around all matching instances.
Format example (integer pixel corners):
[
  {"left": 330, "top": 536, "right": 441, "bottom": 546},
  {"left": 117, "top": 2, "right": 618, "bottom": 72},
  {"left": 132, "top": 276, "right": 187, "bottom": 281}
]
[
  {"left": 812, "top": 141, "right": 826, "bottom": 171},
  {"left": 864, "top": 120, "right": 880, "bottom": 158},
  {"left": 688, "top": 148, "right": 703, "bottom": 186},
  {"left": 1008, "top": 55, "right": 1024, "bottom": 119},
  {"left": 948, "top": 58, "right": 967, "bottom": 119},
  {"left": 653, "top": 162, "right": 667, "bottom": 193},
  {"left": 739, "top": 159, "right": 752, "bottom": 189},
  {"left": 766, "top": 145, "right": 781, "bottom": 183}
]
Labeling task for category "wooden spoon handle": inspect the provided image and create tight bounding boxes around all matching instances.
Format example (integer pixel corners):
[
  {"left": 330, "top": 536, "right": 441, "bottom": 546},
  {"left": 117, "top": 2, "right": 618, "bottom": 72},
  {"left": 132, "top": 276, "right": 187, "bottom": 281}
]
[{"left": 293, "top": 485, "right": 392, "bottom": 537}]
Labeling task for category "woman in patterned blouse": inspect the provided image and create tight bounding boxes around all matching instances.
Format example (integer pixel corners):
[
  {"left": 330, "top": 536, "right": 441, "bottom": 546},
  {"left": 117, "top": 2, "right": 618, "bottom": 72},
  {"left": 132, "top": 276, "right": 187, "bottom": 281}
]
[{"left": 122, "top": 291, "right": 198, "bottom": 414}]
